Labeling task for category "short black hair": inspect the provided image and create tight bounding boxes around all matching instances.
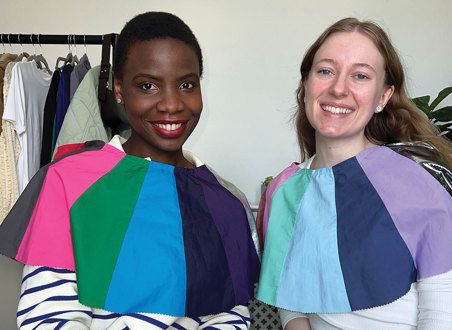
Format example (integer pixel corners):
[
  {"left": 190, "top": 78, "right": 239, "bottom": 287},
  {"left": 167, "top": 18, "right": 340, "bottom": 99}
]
[{"left": 113, "top": 11, "right": 203, "bottom": 78}]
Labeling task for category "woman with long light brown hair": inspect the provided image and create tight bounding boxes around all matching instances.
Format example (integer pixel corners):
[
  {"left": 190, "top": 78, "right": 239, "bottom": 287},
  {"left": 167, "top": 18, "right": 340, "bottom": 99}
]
[{"left": 257, "top": 17, "right": 452, "bottom": 329}]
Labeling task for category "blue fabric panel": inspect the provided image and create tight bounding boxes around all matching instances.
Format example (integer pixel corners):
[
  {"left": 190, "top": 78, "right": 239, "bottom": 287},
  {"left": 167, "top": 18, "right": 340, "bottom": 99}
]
[
  {"left": 276, "top": 168, "right": 351, "bottom": 313},
  {"left": 105, "top": 162, "right": 186, "bottom": 315},
  {"left": 54, "top": 64, "right": 73, "bottom": 145},
  {"left": 174, "top": 167, "right": 234, "bottom": 317},
  {"left": 334, "top": 157, "right": 417, "bottom": 310}
]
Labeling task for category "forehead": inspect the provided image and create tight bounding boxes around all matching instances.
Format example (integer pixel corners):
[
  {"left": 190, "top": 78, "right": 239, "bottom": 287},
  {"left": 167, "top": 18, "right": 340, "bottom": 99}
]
[
  {"left": 314, "top": 31, "right": 385, "bottom": 71},
  {"left": 124, "top": 38, "right": 200, "bottom": 76}
]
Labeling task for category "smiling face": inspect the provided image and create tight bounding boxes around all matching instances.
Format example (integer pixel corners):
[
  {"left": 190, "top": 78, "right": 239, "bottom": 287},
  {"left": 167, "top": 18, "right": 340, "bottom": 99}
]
[
  {"left": 114, "top": 37, "right": 202, "bottom": 165},
  {"left": 304, "top": 31, "right": 394, "bottom": 150}
]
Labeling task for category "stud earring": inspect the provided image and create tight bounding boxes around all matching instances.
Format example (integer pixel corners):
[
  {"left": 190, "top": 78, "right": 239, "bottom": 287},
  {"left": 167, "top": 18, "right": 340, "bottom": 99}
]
[
  {"left": 375, "top": 105, "right": 383, "bottom": 113},
  {"left": 116, "top": 98, "right": 122, "bottom": 104}
]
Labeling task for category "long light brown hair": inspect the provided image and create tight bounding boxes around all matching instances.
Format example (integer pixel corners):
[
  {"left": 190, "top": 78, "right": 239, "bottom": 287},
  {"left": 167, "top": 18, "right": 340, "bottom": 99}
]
[{"left": 295, "top": 17, "right": 452, "bottom": 168}]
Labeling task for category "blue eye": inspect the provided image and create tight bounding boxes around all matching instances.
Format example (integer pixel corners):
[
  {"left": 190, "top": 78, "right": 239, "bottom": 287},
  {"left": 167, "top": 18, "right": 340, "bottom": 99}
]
[
  {"left": 318, "top": 69, "right": 331, "bottom": 75},
  {"left": 356, "top": 73, "right": 368, "bottom": 80}
]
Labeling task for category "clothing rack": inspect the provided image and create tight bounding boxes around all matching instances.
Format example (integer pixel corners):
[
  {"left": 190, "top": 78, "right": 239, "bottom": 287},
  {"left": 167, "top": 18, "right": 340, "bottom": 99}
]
[{"left": 1, "top": 33, "right": 118, "bottom": 48}]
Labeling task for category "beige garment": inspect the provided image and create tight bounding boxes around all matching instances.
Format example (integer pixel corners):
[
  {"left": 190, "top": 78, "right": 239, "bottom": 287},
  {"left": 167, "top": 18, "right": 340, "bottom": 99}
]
[
  {"left": 0, "top": 59, "right": 23, "bottom": 224},
  {"left": 0, "top": 120, "right": 20, "bottom": 224},
  {"left": 3, "top": 57, "right": 27, "bottom": 105},
  {"left": 0, "top": 53, "right": 18, "bottom": 133}
]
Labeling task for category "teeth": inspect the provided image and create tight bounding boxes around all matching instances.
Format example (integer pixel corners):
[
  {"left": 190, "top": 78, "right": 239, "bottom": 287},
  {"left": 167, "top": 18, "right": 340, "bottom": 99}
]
[
  {"left": 155, "top": 123, "right": 183, "bottom": 131},
  {"left": 322, "top": 105, "right": 352, "bottom": 114}
]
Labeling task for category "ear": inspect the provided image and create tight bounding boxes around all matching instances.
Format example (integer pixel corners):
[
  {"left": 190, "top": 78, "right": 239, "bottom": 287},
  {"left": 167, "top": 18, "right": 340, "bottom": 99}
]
[
  {"left": 379, "top": 85, "right": 395, "bottom": 109},
  {"left": 113, "top": 73, "right": 123, "bottom": 103}
]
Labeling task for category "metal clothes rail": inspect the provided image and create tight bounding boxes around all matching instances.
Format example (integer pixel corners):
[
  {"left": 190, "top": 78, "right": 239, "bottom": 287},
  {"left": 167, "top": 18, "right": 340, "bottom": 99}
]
[{"left": 0, "top": 33, "right": 117, "bottom": 47}]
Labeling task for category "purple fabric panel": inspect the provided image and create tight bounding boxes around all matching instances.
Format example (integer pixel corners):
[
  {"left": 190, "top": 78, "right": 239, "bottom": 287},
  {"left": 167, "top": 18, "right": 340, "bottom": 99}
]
[
  {"left": 263, "top": 163, "right": 301, "bottom": 242},
  {"left": 357, "top": 146, "right": 452, "bottom": 279},
  {"left": 194, "top": 166, "right": 258, "bottom": 305}
]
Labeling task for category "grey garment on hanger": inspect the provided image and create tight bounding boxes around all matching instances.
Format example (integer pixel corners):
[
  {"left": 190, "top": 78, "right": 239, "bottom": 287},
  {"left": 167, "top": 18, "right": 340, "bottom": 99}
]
[{"left": 69, "top": 53, "right": 91, "bottom": 100}]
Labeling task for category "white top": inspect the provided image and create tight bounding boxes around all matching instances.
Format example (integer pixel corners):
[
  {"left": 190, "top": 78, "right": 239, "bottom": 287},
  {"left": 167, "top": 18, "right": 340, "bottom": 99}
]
[
  {"left": 109, "top": 134, "right": 204, "bottom": 167},
  {"left": 278, "top": 155, "right": 452, "bottom": 330},
  {"left": 2, "top": 61, "right": 51, "bottom": 193}
]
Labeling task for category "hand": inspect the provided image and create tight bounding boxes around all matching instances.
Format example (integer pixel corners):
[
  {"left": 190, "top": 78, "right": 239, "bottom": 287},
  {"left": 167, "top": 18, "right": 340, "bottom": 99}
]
[{"left": 285, "top": 317, "right": 312, "bottom": 330}]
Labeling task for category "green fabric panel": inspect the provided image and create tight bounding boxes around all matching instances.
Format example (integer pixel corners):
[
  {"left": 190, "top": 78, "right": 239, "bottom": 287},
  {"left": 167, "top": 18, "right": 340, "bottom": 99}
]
[
  {"left": 258, "top": 169, "right": 312, "bottom": 304},
  {"left": 70, "top": 156, "right": 148, "bottom": 308}
]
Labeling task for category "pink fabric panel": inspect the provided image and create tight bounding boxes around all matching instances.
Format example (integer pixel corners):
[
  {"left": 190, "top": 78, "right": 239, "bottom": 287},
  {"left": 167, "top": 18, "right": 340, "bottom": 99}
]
[
  {"left": 262, "top": 163, "right": 300, "bottom": 242},
  {"left": 16, "top": 145, "right": 125, "bottom": 270}
]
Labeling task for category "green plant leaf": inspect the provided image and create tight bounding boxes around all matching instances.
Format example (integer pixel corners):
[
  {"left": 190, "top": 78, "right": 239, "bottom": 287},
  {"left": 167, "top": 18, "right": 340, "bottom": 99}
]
[
  {"left": 412, "top": 95, "right": 431, "bottom": 114},
  {"left": 263, "top": 176, "right": 273, "bottom": 186},
  {"left": 430, "top": 87, "right": 452, "bottom": 111},
  {"left": 445, "top": 131, "right": 452, "bottom": 142},
  {"left": 436, "top": 122, "right": 452, "bottom": 131},
  {"left": 430, "top": 106, "right": 452, "bottom": 122}
]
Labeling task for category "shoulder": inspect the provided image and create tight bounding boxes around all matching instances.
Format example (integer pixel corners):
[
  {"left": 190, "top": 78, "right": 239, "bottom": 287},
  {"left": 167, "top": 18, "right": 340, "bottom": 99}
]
[
  {"left": 266, "top": 162, "right": 305, "bottom": 194},
  {"left": 47, "top": 140, "right": 124, "bottom": 180},
  {"left": 385, "top": 142, "right": 452, "bottom": 195},
  {"left": 52, "top": 140, "right": 107, "bottom": 162},
  {"left": 183, "top": 150, "right": 204, "bottom": 167}
]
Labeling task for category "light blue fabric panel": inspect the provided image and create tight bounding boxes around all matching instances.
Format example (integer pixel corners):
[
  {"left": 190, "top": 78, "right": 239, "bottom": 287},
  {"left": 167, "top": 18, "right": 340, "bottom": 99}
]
[
  {"left": 276, "top": 168, "right": 351, "bottom": 313},
  {"left": 104, "top": 162, "right": 187, "bottom": 315}
]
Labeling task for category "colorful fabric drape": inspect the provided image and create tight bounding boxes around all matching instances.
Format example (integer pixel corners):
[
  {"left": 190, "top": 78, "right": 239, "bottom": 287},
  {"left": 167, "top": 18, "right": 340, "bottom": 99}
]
[
  {"left": 0, "top": 141, "right": 260, "bottom": 317},
  {"left": 257, "top": 146, "right": 452, "bottom": 314}
]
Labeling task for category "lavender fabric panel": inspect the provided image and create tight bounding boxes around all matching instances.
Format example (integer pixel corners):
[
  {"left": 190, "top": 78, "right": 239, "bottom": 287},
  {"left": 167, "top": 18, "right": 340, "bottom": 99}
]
[
  {"left": 194, "top": 166, "right": 259, "bottom": 304},
  {"left": 357, "top": 146, "right": 452, "bottom": 279}
]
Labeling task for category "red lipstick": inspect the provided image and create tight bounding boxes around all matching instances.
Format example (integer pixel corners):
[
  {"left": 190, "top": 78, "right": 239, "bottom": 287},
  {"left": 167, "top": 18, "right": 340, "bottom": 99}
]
[{"left": 150, "top": 120, "right": 188, "bottom": 138}]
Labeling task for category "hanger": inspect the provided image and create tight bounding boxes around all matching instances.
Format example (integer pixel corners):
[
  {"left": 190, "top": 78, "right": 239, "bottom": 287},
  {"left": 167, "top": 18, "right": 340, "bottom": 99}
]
[
  {"left": 7, "top": 34, "right": 15, "bottom": 56},
  {"left": 55, "top": 35, "right": 73, "bottom": 69},
  {"left": 70, "top": 35, "right": 79, "bottom": 66},
  {"left": 0, "top": 34, "right": 4, "bottom": 56},
  {"left": 27, "top": 34, "right": 40, "bottom": 67},
  {"left": 83, "top": 34, "right": 88, "bottom": 57},
  {"left": 28, "top": 34, "right": 52, "bottom": 74},
  {"left": 16, "top": 34, "right": 26, "bottom": 61}
]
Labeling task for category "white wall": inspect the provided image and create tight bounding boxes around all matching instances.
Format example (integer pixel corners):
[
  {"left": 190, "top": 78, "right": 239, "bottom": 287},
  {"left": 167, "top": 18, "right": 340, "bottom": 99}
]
[{"left": 1, "top": 0, "right": 451, "bottom": 327}]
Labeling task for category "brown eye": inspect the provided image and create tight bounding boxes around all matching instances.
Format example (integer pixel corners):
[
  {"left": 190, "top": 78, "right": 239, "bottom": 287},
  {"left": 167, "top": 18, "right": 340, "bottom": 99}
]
[
  {"left": 141, "top": 82, "right": 157, "bottom": 90},
  {"left": 180, "top": 82, "right": 194, "bottom": 89}
]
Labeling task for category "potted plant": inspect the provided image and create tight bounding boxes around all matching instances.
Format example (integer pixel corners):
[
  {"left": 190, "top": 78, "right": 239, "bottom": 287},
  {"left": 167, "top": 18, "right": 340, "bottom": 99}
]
[
  {"left": 261, "top": 176, "right": 273, "bottom": 195},
  {"left": 412, "top": 87, "right": 452, "bottom": 140}
]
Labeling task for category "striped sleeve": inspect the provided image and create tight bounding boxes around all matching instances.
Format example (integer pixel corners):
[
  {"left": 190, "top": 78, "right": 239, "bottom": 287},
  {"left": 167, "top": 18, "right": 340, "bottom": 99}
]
[
  {"left": 18, "top": 266, "right": 251, "bottom": 329},
  {"left": 18, "top": 266, "right": 92, "bottom": 329}
]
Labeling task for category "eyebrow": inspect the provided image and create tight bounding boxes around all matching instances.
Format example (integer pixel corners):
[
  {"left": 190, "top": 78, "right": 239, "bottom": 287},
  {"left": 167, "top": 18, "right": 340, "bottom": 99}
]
[
  {"left": 132, "top": 72, "right": 199, "bottom": 81},
  {"left": 314, "top": 58, "right": 377, "bottom": 73}
]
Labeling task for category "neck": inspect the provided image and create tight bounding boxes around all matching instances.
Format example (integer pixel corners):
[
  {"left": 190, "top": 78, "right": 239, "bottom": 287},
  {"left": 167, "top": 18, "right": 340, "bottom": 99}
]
[
  {"left": 311, "top": 134, "right": 377, "bottom": 169},
  {"left": 122, "top": 138, "right": 194, "bottom": 169}
]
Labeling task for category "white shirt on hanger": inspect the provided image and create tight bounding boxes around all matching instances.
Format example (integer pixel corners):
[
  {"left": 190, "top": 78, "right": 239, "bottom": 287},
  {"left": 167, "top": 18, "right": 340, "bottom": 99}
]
[{"left": 2, "top": 61, "right": 51, "bottom": 193}]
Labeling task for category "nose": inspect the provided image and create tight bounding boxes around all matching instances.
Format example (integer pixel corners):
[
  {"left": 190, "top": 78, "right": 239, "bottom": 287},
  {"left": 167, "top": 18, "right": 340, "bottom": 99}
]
[
  {"left": 329, "top": 74, "right": 349, "bottom": 98},
  {"left": 156, "top": 89, "right": 184, "bottom": 113}
]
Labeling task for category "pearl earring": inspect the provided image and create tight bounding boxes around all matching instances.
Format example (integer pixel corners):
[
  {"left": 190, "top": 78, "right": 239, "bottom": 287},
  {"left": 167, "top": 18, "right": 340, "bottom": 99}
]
[
  {"left": 116, "top": 98, "right": 122, "bottom": 104},
  {"left": 375, "top": 105, "right": 383, "bottom": 113}
]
